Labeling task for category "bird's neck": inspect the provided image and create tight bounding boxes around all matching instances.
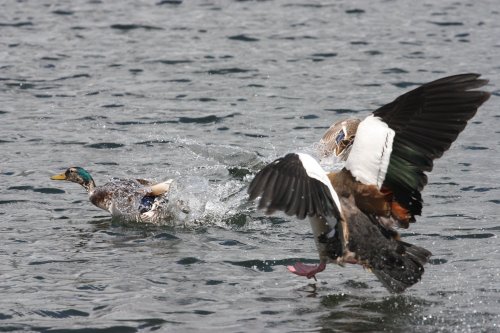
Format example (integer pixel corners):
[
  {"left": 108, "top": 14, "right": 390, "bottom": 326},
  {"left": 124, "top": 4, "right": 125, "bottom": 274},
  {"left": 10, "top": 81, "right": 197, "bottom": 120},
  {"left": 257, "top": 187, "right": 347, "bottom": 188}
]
[{"left": 82, "top": 179, "right": 96, "bottom": 193}]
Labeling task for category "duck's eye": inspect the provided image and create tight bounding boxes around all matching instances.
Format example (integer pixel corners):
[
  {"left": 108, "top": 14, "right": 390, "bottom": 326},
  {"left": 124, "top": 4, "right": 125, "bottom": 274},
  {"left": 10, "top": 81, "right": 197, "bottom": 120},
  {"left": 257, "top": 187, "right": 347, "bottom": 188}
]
[{"left": 335, "top": 132, "right": 345, "bottom": 144}]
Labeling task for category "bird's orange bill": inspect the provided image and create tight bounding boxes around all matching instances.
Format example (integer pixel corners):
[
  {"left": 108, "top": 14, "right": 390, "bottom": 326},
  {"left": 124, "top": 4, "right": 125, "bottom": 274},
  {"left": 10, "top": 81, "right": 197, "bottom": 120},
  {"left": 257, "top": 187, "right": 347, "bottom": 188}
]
[{"left": 51, "top": 173, "right": 67, "bottom": 180}]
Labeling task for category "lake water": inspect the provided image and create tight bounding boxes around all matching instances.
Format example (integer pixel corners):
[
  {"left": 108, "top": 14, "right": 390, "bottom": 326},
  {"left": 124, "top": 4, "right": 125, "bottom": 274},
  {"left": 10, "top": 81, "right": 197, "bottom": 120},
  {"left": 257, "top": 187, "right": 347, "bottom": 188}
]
[{"left": 1, "top": 0, "right": 499, "bottom": 332}]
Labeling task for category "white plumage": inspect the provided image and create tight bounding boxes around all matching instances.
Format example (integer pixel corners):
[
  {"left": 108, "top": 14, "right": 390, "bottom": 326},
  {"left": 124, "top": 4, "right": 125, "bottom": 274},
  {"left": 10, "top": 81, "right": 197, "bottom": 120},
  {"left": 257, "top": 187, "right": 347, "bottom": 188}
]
[
  {"left": 297, "top": 153, "right": 342, "bottom": 214},
  {"left": 344, "top": 115, "right": 395, "bottom": 188}
]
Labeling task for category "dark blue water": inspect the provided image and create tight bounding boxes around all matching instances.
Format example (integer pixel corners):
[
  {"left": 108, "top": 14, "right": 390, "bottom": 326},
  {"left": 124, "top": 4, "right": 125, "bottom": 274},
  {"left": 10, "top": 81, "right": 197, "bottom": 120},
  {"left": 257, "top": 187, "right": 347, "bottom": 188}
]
[{"left": 1, "top": 0, "right": 499, "bottom": 332}]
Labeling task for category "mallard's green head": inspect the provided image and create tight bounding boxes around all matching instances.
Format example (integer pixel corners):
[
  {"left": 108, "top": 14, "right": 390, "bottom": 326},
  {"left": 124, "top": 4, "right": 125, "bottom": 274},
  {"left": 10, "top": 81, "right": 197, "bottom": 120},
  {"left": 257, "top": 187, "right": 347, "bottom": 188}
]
[{"left": 51, "top": 167, "right": 96, "bottom": 192}]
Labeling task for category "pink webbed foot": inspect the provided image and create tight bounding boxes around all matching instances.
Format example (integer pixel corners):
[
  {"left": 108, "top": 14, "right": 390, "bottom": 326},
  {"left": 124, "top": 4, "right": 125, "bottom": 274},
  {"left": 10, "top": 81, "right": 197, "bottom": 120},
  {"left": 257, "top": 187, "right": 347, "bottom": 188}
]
[{"left": 287, "top": 262, "right": 327, "bottom": 281}]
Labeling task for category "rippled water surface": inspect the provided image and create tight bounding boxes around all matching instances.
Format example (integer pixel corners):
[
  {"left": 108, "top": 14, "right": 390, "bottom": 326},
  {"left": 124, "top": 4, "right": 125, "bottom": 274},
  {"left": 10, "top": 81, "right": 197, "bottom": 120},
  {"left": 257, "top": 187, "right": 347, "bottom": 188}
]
[{"left": 1, "top": 0, "right": 499, "bottom": 332}]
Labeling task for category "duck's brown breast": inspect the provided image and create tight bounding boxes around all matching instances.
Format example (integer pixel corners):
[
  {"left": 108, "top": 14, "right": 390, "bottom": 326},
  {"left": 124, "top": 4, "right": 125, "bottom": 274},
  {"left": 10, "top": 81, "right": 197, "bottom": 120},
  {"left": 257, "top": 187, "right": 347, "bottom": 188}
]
[{"left": 328, "top": 168, "right": 391, "bottom": 217}]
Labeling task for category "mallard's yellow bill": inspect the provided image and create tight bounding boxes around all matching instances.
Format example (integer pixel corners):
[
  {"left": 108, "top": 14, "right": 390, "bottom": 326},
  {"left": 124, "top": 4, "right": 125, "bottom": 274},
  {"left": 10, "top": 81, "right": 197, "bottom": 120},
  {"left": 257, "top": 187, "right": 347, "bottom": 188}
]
[{"left": 51, "top": 173, "right": 67, "bottom": 180}]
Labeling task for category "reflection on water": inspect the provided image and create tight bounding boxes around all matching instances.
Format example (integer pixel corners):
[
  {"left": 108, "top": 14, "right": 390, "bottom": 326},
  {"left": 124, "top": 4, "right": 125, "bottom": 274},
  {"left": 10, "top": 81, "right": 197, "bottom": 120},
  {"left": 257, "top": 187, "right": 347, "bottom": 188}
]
[{"left": 319, "top": 294, "right": 432, "bottom": 332}]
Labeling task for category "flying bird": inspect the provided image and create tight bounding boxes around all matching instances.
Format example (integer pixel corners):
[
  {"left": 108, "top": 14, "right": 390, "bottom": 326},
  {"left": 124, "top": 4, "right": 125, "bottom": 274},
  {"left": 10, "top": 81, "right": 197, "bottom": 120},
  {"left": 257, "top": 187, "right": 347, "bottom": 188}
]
[{"left": 248, "top": 74, "right": 490, "bottom": 292}]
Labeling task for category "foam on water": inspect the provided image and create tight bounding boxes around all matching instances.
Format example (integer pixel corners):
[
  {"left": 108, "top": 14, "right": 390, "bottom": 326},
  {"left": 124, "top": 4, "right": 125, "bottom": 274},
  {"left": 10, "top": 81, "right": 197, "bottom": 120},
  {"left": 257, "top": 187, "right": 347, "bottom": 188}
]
[{"left": 143, "top": 175, "right": 248, "bottom": 228}]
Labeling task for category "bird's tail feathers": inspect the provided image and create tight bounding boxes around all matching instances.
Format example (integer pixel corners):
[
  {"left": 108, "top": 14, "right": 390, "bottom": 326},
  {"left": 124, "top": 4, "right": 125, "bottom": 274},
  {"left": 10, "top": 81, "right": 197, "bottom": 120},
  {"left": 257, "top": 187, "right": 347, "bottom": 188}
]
[
  {"left": 342, "top": 195, "right": 432, "bottom": 292},
  {"left": 371, "top": 241, "right": 431, "bottom": 293}
]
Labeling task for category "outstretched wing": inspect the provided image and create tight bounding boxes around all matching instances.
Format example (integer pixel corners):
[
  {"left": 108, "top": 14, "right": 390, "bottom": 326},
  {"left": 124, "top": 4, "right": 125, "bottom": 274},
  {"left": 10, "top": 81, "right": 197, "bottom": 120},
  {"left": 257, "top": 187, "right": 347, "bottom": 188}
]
[
  {"left": 248, "top": 153, "right": 341, "bottom": 220},
  {"left": 345, "top": 73, "right": 490, "bottom": 223}
]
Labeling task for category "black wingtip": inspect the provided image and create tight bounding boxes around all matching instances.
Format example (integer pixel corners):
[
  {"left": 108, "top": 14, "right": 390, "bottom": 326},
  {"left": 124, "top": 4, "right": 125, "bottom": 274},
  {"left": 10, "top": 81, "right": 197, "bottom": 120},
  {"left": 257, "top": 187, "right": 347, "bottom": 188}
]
[
  {"left": 479, "top": 90, "right": 492, "bottom": 105},
  {"left": 374, "top": 73, "right": 491, "bottom": 220},
  {"left": 247, "top": 153, "right": 341, "bottom": 220}
]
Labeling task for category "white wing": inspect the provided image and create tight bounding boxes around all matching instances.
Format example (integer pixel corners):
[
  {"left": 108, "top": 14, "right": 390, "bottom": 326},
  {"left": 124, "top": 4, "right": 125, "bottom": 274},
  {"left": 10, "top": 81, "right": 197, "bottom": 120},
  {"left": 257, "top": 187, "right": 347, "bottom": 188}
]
[{"left": 344, "top": 115, "right": 395, "bottom": 188}]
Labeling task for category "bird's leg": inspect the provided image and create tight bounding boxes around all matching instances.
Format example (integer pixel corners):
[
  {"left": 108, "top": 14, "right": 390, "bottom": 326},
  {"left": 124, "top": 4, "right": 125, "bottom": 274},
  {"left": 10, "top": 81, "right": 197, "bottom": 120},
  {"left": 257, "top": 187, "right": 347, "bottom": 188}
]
[{"left": 287, "top": 261, "right": 327, "bottom": 281}]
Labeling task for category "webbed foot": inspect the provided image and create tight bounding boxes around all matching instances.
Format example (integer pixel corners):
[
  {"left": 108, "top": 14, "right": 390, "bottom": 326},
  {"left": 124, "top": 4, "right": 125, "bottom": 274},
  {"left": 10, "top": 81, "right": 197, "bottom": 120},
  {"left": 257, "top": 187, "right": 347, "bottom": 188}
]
[{"left": 287, "top": 262, "right": 327, "bottom": 281}]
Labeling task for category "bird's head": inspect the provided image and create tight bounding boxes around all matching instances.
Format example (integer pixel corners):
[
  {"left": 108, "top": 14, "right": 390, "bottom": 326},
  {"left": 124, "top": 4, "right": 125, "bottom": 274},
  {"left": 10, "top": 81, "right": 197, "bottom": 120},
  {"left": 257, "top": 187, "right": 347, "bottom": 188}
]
[
  {"left": 319, "top": 118, "right": 360, "bottom": 161},
  {"left": 51, "top": 167, "right": 96, "bottom": 192}
]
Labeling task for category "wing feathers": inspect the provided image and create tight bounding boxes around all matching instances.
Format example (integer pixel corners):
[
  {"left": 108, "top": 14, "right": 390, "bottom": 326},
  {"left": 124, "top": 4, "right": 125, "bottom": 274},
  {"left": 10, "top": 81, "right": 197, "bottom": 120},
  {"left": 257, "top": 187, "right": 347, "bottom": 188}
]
[
  {"left": 344, "top": 115, "right": 395, "bottom": 188},
  {"left": 248, "top": 153, "right": 341, "bottom": 220},
  {"left": 145, "top": 179, "right": 174, "bottom": 196},
  {"left": 368, "top": 73, "right": 490, "bottom": 219}
]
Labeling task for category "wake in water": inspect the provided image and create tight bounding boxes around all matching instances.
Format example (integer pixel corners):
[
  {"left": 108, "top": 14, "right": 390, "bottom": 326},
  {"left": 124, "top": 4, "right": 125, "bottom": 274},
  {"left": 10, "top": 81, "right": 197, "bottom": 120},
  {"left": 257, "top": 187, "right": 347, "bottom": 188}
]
[
  {"left": 113, "top": 138, "right": 260, "bottom": 227},
  {"left": 150, "top": 176, "right": 250, "bottom": 227},
  {"left": 116, "top": 139, "right": 344, "bottom": 228}
]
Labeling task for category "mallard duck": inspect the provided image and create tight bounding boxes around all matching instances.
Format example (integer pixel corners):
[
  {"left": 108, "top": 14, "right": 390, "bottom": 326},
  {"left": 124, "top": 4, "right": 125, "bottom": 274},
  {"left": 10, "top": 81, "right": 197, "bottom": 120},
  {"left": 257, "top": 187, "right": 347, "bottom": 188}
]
[
  {"left": 51, "top": 167, "right": 174, "bottom": 222},
  {"left": 248, "top": 74, "right": 490, "bottom": 292}
]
